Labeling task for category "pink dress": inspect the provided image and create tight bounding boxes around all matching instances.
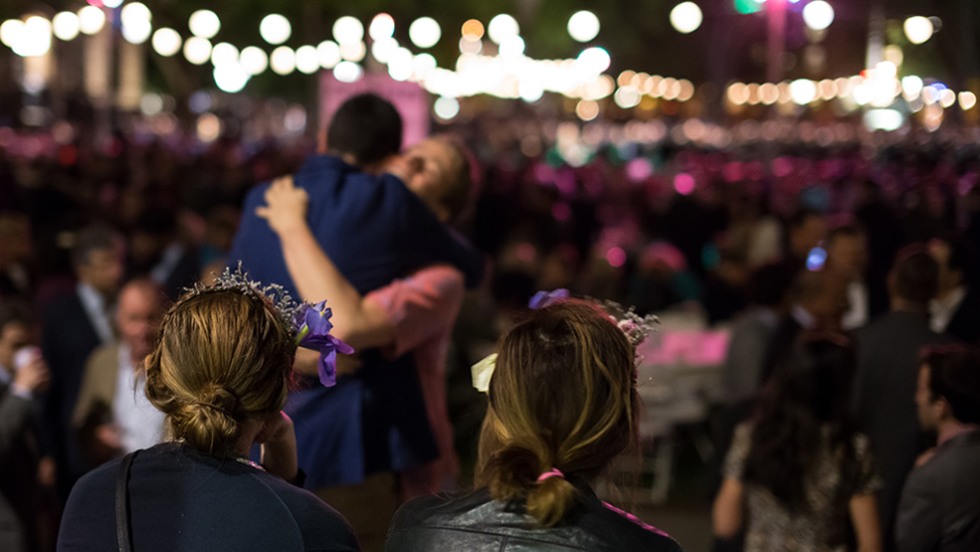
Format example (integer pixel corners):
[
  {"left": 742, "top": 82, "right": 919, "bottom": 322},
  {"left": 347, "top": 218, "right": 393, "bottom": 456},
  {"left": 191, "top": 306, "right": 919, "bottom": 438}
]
[{"left": 365, "top": 265, "right": 464, "bottom": 498}]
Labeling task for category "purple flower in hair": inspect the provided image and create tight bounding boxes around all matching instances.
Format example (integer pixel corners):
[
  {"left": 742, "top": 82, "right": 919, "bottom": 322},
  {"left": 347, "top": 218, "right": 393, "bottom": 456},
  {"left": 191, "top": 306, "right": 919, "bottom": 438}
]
[
  {"left": 295, "top": 301, "right": 354, "bottom": 388},
  {"left": 528, "top": 288, "right": 570, "bottom": 310}
]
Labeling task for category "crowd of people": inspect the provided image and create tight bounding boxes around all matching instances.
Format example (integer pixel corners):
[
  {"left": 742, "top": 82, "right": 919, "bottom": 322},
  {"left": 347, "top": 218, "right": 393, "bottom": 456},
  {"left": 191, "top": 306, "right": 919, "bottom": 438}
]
[{"left": 0, "top": 91, "right": 979, "bottom": 552}]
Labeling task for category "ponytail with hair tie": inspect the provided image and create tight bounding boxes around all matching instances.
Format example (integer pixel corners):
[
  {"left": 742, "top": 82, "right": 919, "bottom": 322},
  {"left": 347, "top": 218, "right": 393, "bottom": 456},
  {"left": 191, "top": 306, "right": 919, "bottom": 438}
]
[{"left": 536, "top": 468, "right": 564, "bottom": 483}]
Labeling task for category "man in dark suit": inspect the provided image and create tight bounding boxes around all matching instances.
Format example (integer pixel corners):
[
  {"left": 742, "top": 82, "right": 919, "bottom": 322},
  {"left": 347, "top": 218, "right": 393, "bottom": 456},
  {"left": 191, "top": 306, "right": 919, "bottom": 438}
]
[
  {"left": 853, "top": 245, "right": 951, "bottom": 551},
  {"left": 40, "top": 224, "right": 124, "bottom": 499},
  {"left": 929, "top": 234, "right": 980, "bottom": 344},
  {"left": 761, "top": 267, "right": 849, "bottom": 385},
  {"left": 0, "top": 303, "right": 50, "bottom": 552},
  {"left": 896, "top": 345, "right": 980, "bottom": 552}
]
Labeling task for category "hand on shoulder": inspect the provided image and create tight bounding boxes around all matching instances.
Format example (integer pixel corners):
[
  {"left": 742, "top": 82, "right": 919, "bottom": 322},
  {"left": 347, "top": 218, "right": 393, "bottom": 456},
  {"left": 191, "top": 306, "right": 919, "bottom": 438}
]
[{"left": 256, "top": 176, "right": 309, "bottom": 235}]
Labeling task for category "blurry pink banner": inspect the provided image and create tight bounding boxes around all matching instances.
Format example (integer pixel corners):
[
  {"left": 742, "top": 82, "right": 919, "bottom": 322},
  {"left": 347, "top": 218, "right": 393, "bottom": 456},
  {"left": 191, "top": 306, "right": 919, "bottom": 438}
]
[
  {"left": 637, "top": 330, "right": 730, "bottom": 367},
  {"left": 319, "top": 73, "right": 429, "bottom": 149}
]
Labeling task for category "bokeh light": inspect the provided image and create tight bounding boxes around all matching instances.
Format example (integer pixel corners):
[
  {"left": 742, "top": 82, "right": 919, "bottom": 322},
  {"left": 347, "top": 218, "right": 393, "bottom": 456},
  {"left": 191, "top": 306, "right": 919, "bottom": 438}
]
[
  {"left": 487, "top": 14, "right": 519, "bottom": 44},
  {"left": 670, "top": 2, "right": 703, "bottom": 34},
  {"left": 606, "top": 247, "right": 627, "bottom": 268},
  {"left": 903, "top": 16, "right": 934, "bottom": 45},
  {"left": 333, "top": 16, "right": 364, "bottom": 45},
  {"left": 183, "top": 36, "right": 212, "bottom": 65},
  {"left": 567, "top": 10, "right": 600, "bottom": 43},
  {"left": 239, "top": 46, "right": 269, "bottom": 75},
  {"left": 409, "top": 17, "right": 441, "bottom": 49},
  {"left": 270, "top": 45, "right": 296, "bottom": 75},
  {"left": 295, "top": 45, "right": 320, "bottom": 74},
  {"left": 188, "top": 10, "right": 220, "bottom": 39},
  {"left": 52, "top": 12, "right": 80, "bottom": 41},
  {"left": 317, "top": 40, "right": 341, "bottom": 68},
  {"left": 152, "top": 28, "right": 182, "bottom": 57},
  {"left": 260, "top": 14, "right": 291, "bottom": 45},
  {"left": 13, "top": 16, "right": 52, "bottom": 57},
  {"left": 674, "top": 173, "right": 695, "bottom": 195},
  {"left": 461, "top": 19, "right": 484, "bottom": 40},
  {"left": 802, "top": 1, "right": 835, "bottom": 32},
  {"left": 213, "top": 63, "right": 249, "bottom": 93},
  {"left": 575, "top": 99, "right": 600, "bottom": 121},
  {"left": 369, "top": 13, "right": 395, "bottom": 40},
  {"left": 434, "top": 96, "right": 460, "bottom": 120},
  {"left": 333, "top": 60, "right": 363, "bottom": 83},
  {"left": 78, "top": 6, "right": 106, "bottom": 36},
  {"left": 210, "top": 42, "right": 239, "bottom": 67}
]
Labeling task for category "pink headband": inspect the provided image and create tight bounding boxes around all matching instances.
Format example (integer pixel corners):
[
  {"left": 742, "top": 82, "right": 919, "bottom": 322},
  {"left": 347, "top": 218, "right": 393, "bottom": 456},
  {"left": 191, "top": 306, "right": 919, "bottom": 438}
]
[{"left": 536, "top": 468, "right": 564, "bottom": 483}]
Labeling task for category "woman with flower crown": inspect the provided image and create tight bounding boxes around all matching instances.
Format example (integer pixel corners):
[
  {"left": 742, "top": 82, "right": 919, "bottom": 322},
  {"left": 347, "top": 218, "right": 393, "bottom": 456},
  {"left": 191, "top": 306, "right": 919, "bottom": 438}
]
[
  {"left": 384, "top": 297, "right": 682, "bottom": 551},
  {"left": 57, "top": 278, "right": 359, "bottom": 551}
]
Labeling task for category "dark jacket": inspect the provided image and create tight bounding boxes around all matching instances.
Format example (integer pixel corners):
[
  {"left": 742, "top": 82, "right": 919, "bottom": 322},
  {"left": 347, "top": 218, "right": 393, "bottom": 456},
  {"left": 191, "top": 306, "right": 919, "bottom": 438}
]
[
  {"left": 944, "top": 289, "right": 980, "bottom": 345},
  {"left": 58, "top": 443, "right": 359, "bottom": 552},
  {"left": 384, "top": 486, "right": 682, "bottom": 552},
  {"left": 852, "top": 310, "right": 952, "bottom": 551},
  {"left": 0, "top": 383, "right": 41, "bottom": 552},
  {"left": 40, "top": 290, "right": 104, "bottom": 496},
  {"left": 896, "top": 430, "right": 980, "bottom": 552}
]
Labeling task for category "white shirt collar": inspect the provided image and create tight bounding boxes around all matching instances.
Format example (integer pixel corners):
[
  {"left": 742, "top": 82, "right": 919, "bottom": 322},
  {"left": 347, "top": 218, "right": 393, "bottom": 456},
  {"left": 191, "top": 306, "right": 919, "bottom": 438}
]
[
  {"left": 113, "top": 342, "right": 166, "bottom": 453},
  {"left": 791, "top": 303, "right": 817, "bottom": 329},
  {"left": 930, "top": 285, "right": 967, "bottom": 333},
  {"left": 77, "top": 281, "right": 115, "bottom": 343}
]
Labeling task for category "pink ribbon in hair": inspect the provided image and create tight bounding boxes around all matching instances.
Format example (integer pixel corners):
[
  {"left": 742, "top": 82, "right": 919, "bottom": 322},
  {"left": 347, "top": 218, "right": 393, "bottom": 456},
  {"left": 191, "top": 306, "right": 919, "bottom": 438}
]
[{"left": 536, "top": 468, "right": 564, "bottom": 483}]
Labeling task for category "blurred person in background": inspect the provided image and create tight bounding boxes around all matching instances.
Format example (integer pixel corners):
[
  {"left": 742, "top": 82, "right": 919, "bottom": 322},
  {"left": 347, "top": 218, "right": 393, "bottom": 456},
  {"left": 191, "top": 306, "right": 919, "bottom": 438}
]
[
  {"left": 0, "top": 302, "right": 51, "bottom": 552},
  {"left": 72, "top": 279, "right": 168, "bottom": 468},
  {"left": 40, "top": 224, "right": 124, "bottom": 501},
  {"left": 824, "top": 223, "right": 871, "bottom": 331},
  {"left": 896, "top": 345, "right": 980, "bottom": 552},
  {"left": 713, "top": 335, "right": 882, "bottom": 552},
  {"left": 127, "top": 208, "right": 201, "bottom": 302},
  {"left": 779, "top": 208, "right": 827, "bottom": 275},
  {"left": 928, "top": 234, "right": 980, "bottom": 344},
  {"left": 852, "top": 245, "right": 951, "bottom": 551},
  {"left": 761, "top": 268, "right": 849, "bottom": 386},
  {"left": 0, "top": 211, "right": 35, "bottom": 302}
]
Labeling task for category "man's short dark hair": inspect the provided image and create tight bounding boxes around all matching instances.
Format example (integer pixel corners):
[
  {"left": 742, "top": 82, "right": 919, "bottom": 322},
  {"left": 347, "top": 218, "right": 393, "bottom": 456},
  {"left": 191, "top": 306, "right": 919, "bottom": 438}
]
[
  {"left": 920, "top": 345, "right": 980, "bottom": 424},
  {"left": 826, "top": 222, "right": 863, "bottom": 244},
  {"left": 892, "top": 244, "right": 939, "bottom": 306},
  {"left": 326, "top": 93, "right": 402, "bottom": 166},
  {"left": 748, "top": 261, "right": 797, "bottom": 307},
  {"left": 788, "top": 208, "right": 823, "bottom": 231},
  {"left": 70, "top": 224, "right": 119, "bottom": 268}
]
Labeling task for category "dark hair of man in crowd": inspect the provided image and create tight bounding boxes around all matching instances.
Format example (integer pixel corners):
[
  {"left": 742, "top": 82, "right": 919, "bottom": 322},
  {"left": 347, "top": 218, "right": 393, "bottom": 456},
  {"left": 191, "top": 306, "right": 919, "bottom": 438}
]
[
  {"left": 325, "top": 93, "right": 402, "bottom": 167},
  {"left": 826, "top": 222, "right": 863, "bottom": 244},
  {"left": 70, "top": 224, "right": 120, "bottom": 268},
  {"left": 890, "top": 244, "right": 939, "bottom": 307},
  {"left": 788, "top": 207, "right": 823, "bottom": 232},
  {"left": 747, "top": 261, "right": 797, "bottom": 308},
  {"left": 920, "top": 345, "right": 980, "bottom": 424}
]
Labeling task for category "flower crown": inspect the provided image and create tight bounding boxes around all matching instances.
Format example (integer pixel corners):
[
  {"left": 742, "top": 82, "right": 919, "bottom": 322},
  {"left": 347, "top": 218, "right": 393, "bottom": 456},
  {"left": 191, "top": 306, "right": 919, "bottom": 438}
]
[
  {"left": 471, "top": 289, "right": 659, "bottom": 393},
  {"left": 196, "top": 265, "right": 353, "bottom": 387}
]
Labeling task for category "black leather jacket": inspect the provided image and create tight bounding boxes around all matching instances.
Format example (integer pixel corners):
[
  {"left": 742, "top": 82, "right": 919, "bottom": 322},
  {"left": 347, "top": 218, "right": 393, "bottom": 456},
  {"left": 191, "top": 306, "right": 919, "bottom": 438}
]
[{"left": 385, "top": 485, "right": 682, "bottom": 551}]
